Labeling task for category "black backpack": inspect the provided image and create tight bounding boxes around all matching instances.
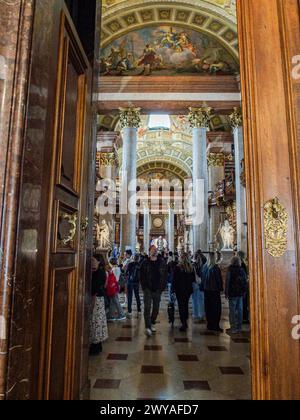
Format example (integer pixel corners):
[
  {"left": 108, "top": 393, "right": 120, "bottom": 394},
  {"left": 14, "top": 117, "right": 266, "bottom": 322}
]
[{"left": 128, "top": 263, "right": 140, "bottom": 284}]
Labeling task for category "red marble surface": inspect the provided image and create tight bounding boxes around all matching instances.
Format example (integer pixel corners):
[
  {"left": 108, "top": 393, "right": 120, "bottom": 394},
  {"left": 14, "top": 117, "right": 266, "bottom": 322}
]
[{"left": 0, "top": 0, "right": 35, "bottom": 400}]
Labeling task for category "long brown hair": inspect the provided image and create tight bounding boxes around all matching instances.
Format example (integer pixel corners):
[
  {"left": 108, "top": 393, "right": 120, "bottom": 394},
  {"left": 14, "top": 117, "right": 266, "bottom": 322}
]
[
  {"left": 179, "top": 252, "right": 194, "bottom": 274},
  {"left": 207, "top": 252, "right": 217, "bottom": 268}
]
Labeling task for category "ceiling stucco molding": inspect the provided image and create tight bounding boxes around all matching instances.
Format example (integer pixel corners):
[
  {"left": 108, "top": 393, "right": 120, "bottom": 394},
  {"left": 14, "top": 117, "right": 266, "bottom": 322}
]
[
  {"left": 136, "top": 156, "right": 192, "bottom": 177},
  {"left": 102, "top": 0, "right": 237, "bottom": 24},
  {"left": 137, "top": 161, "right": 189, "bottom": 181},
  {"left": 101, "top": 0, "right": 238, "bottom": 60}
]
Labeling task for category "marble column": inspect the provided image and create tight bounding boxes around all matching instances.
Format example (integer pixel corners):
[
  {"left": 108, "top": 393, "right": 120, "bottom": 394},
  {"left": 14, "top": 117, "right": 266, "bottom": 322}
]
[
  {"left": 95, "top": 132, "right": 120, "bottom": 249},
  {"left": 207, "top": 153, "right": 225, "bottom": 248},
  {"left": 229, "top": 108, "right": 247, "bottom": 253},
  {"left": 168, "top": 204, "right": 175, "bottom": 253},
  {"left": 188, "top": 107, "right": 212, "bottom": 253},
  {"left": 143, "top": 204, "right": 150, "bottom": 253},
  {"left": 119, "top": 107, "right": 141, "bottom": 253},
  {"left": 0, "top": 0, "right": 35, "bottom": 400}
]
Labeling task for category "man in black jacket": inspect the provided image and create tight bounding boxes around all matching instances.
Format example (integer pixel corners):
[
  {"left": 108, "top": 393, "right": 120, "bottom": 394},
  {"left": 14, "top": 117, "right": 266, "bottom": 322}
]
[
  {"left": 140, "top": 245, "right": 168, "bottom": 337},
  {"left": 225, "top": 256, "right": 248, "bottom": 334}
]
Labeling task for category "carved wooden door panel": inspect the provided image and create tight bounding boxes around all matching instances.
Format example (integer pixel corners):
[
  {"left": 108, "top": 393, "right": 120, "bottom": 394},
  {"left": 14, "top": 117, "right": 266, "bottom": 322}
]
[
  {"left": 237, "top": 0, "right": 300, "bottom": 400},
  {"left": 39, "top": 10, "right": 92, "bottom": 400}
]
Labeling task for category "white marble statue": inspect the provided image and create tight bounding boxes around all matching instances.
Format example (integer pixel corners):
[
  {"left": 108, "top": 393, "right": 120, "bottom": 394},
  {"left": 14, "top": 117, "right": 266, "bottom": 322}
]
[
  {"left": 97, "top": 219, "right": 111, "bottom": 249},
  {"left": 151, "top": 236, "right": 168, "bottom": 253},
  {"left": 218, "top": 220, "right": 235, "bottom": 250}
]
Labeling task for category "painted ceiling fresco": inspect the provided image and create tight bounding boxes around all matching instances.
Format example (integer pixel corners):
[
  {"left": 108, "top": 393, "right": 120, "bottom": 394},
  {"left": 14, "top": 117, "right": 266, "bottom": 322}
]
[{"left": 100, "top": 25, "right": 239, "bottom": 76}]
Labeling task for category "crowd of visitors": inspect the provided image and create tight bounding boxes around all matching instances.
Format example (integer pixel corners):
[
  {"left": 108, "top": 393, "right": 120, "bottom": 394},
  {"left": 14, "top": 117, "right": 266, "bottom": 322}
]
[{"left": 89, "top": 245, "right": 249, "bottom": 356}]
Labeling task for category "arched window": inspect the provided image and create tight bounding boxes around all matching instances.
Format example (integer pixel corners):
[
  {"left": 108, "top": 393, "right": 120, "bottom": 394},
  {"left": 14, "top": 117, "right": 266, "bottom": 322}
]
[{"left": 148, "top": 114, "right": 171, "bottom": 130}]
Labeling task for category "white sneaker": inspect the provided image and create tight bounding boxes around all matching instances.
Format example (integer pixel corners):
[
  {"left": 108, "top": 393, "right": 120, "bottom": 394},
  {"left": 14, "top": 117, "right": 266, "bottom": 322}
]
[
  {"left": 117, "top": 316, "right": 127, "bottom": 321},
  {"left": 145, "top": 328, "right": 152, "bottom": 337},
  {"left": 151, "top": 325, "right": 157, "bottom": 333},
  {"left": 127, "top": 312, "right": 132, "bottom": 318}
]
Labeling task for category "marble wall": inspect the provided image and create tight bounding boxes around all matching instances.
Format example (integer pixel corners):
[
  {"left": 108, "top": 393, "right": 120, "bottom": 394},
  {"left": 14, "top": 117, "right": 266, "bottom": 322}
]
[{"left": 0, "top": 0, "right": 35, "bottom": 400}]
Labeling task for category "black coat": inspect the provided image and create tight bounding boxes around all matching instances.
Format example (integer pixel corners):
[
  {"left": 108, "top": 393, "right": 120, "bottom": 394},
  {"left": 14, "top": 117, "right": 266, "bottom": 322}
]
[
  {"left": 140, "top": 257, "right": 168, "bottom": 292},
  {"left": 173, "top": 266, "right": 195, "bottom": 297},
  {"left": 225, "top": 265, "right": 248, "bottom": 298},
  {"left": 201, "top": 264, "right": 223, "bottom": 293},
  {"left": 92, "top": 267, "right": 106, "bottom": 297}
]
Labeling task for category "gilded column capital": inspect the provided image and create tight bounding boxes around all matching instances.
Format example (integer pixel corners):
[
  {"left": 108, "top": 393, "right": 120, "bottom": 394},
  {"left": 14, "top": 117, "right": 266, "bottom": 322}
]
[
  {"left": 207, "top": 153, "right": 225, "bottom": 167},
  {"left": 229, "top": 107, "right": 243, "bottom": 130},
  {"left": 188, "top": 107, "right": 213, "bottom": 129},
  {"left": 119, "top": 107, "right": 141, "bottom": 129},
  {"left": 97, "top": 151, "right": 119, "bottom": 167}
]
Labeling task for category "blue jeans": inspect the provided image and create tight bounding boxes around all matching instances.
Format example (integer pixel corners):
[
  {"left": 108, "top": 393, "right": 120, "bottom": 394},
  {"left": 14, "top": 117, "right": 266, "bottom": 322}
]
[
  {"left": 192, "top": 283, "right": 205, "bottom": 319},
  {"left": 108, "top": 295, "right": 125, "bottom": 319},
  {"left": 127, "top": 283, "right": 141, "bottom": 313},
  {"left": 229, "top": 297, "right": 244, "bottom": 332}
]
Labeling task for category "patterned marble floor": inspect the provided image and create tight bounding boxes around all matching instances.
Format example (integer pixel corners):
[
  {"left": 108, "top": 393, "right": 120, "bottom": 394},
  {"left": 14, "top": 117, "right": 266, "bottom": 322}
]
[{"left": 89, "top": 293, "right": 252, "bottom": 400}]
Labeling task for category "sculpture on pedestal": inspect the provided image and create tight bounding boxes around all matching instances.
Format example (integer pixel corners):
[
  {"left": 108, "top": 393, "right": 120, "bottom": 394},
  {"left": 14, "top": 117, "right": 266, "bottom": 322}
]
[
  {"left": 216, "top": 219, "right": 235, "bottom": 250},
  {"left": 96, "top": 219, "right": 112, "bottom": 250}
]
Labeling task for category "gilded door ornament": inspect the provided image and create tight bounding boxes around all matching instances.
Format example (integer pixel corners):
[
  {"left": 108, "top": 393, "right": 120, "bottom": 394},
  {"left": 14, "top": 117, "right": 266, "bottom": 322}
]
[
  {"left": 59, "top": 213, "right": 78, "bottom": 246},
  {"left": 264, "top": 198, "right": 288, "bottom": 258},
  {"left": 188, "top": 107, "right": 213, "bottom": 129},
  {"left": 80, "top": 216, "right": 89, "bottom": 251}
]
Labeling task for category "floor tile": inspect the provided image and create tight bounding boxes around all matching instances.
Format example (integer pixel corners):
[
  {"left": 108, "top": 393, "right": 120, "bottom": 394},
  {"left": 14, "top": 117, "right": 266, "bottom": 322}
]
[
  {"left": 178, "top": 355, "right": 199, "bottom": 362},
  {"left": 141, "top": 365, "right": 164, "bottom": 374},
  {"left": 174, "top": 338, "right": 190, "bottom": 343},
  {"left": 107, "top": 354, "right": 128, "bottom": 361},
  {"left": 93, "top": 379, "right": 121, "bottom": 389},
  {"left": 116, "top": 337, "right": 132, "bottom": 342},
  {"left": 144, "top": 345, "right": 163, "bottom": 351},
  {"left": 208, "top": 346, "right": 228, "bottom": 352},
  {"left": 219, "top": 367, "right": 244, "bottom": 375},
  {"left": 183, "top": 381, "right": 211, "bottom": 391}
]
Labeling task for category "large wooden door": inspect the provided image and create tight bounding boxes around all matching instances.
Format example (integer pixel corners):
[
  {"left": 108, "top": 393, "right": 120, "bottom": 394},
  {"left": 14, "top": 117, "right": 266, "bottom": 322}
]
[
  {"left": 237, "top": 0, "right": 300, "bottom": 400},
  {"left": 38, "top": 10, "right": 92, "bottom": 400}
]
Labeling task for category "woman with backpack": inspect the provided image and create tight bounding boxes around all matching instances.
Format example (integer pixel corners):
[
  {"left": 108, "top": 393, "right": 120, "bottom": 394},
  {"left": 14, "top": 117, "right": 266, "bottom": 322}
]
[
  {"left": 90, "top": 254, "right": 108, "bottom": 355},
  {"left": 107, "top": 258, "right": 126, "bottom": 321},
  {"left": 173, "top": 253, "right": 195, "bottom": 332},
  {"left": 225, "top": 256, "right": 248, "bottom": 334}
]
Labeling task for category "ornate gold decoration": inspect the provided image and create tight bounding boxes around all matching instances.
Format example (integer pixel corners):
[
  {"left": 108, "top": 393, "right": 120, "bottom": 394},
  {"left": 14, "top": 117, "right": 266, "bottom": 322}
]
[
  {"left": 264, "top": 198, "right": 288, "bottom": 258},
  {"left": 225, "top": 201, "right": 237, "bottom": 231},
  {"left": 61, "top": 213, "right": 77, "bottom": 246},
  {"left": 240, "top": 159, "right": 246, "bottom": 188},
  {"left": 80, "top": 216, "right": 89, "bottom": 251},
  {"left": 99, "top": 152, "right": 119, "bottom": 167},
  {"left": 207, "top": 153, "right": 225, "bottom": 167},
  {"left": 188, "top": 107, "right": 213, "bottom": 128},
  {"left": 153, "top": 217, "right": 163, "bottom": 229},
  {"left": 229, "top": 107, "right": 243, "bottom": 129},
  {"left": 119, "top": 107, "right": 141, "bottom": 129},
  {"left": 81, "top": 216, "right": 89, "bottom": 233}
]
